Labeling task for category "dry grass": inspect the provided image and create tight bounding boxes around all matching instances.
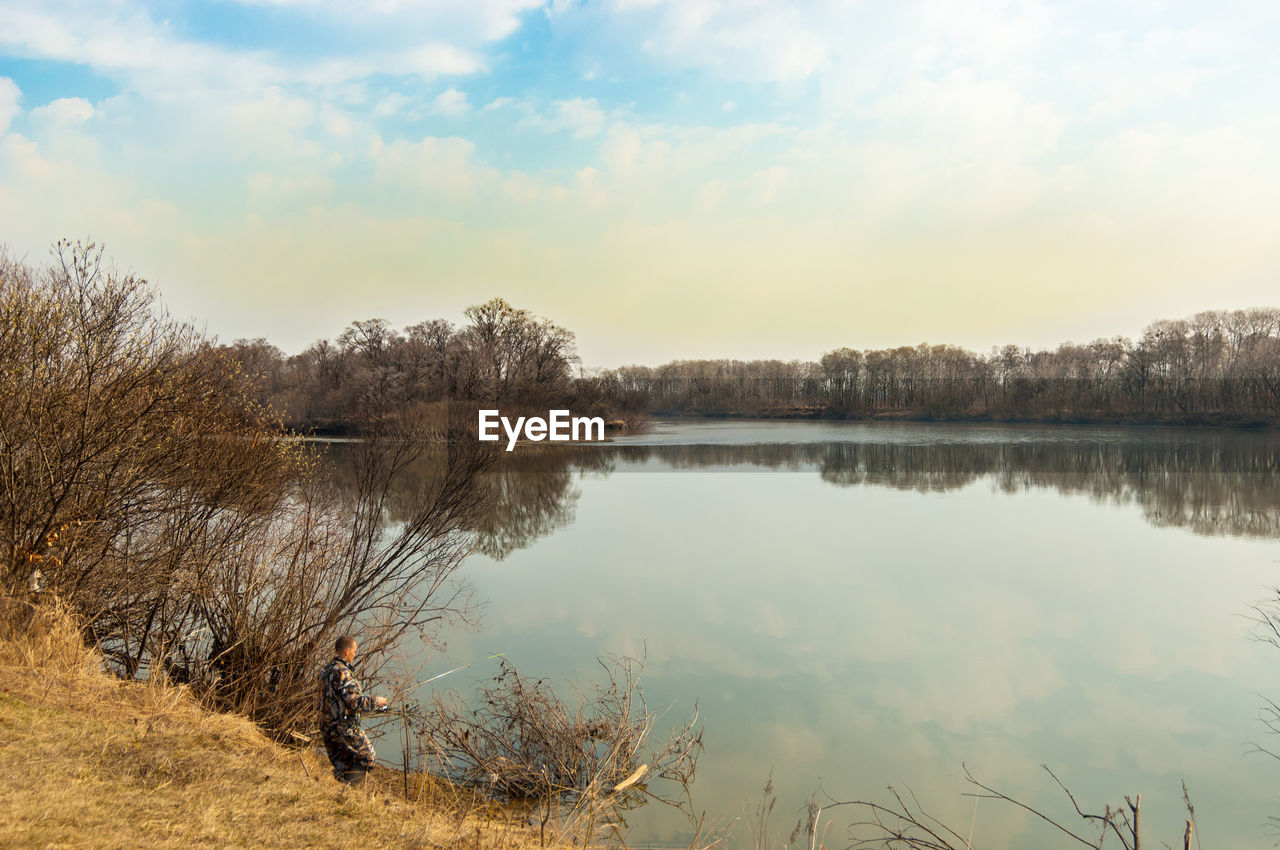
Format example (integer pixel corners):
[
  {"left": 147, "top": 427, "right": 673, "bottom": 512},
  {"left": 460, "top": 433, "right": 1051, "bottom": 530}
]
[{"left": 0, "top": 597, "right": 555, "bottom": 849}]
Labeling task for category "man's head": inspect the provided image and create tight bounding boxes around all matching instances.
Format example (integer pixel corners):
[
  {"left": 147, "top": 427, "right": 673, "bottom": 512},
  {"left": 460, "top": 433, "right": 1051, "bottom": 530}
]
[{"left": 335, "top": 634, "right": 358, "bottom": 662}]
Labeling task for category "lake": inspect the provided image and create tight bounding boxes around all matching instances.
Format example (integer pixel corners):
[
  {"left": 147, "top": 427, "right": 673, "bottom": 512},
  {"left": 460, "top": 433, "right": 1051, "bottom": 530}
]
[{"left": 380, "top": 420, "right": 1280, "bottom": 848}]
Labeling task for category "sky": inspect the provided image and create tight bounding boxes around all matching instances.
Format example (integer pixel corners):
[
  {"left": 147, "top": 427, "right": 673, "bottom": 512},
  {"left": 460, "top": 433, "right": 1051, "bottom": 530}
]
[{"left": 1, "top": 1, "right": 1278, "bottom": 367}]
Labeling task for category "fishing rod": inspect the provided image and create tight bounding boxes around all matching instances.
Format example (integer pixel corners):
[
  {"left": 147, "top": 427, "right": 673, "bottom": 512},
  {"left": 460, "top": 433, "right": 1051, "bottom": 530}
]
[
  {"left": 377, "top": 652, "right": 506, "bottom": 711},
  {"left": 417, "top": 652, "right": 506, "bottom": 687}
]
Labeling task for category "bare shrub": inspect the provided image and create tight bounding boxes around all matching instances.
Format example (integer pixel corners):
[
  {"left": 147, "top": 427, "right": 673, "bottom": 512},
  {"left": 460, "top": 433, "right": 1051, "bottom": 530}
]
[
  {"left": 0, "top": 240, "right": 295, "bottom": 668},
  {"left": 171, "top": 412, "right": 496, "bottom": 732},
  {"left": 1, "top": 241, "right": 497, "bottom": 735},
  {"left": 415, "top": 655, "right": 702, "bottom": 843}
]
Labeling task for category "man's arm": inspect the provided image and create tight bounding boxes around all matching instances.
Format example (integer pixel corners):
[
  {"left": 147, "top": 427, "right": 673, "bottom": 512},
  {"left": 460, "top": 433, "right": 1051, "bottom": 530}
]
[{"left": 338, "top": 675, "right": 385, "bottom": 712}]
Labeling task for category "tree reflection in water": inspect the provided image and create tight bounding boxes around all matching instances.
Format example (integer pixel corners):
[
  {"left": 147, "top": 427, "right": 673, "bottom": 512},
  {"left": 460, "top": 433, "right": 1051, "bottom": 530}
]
[
  {"left": 323, "top": 443, "right": 615, "bottom": 560},
  {"left": 324, "top": 429, "right": 1280, "bottom": 551}
]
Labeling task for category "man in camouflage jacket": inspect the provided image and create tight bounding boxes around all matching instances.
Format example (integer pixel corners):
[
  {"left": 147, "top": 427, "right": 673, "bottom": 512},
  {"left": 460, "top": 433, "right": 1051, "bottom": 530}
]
[{"left": 318, "top": 635, "right": 387, "bottom": 783}]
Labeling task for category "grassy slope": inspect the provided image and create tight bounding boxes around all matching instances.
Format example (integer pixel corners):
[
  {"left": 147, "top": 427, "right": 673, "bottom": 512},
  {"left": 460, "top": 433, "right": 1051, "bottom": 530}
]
[{"left": 0, "top": 601, "right": 541, "bottom": 849}]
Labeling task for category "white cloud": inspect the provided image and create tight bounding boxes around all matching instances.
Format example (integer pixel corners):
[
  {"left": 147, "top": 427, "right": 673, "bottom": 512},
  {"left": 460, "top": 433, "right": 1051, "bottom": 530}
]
[
  {"left": 0, "top": 125, "right": 170, "bottom": 262},
  {"left": 221, "top": 87, "right": 319, "bottom": 160},
  {"left": 222, "top": 0, "right": 542, "bottom": 42},
  {"left": 546, "top": 97, "right": 607, "bottom": 138},
  {"left": 750, "top": 166, "right": 790, "bottom": 205},
  {"left": 1072, "top": 24, "right": 1238, "bottom": 120},
  {"left": 247, "top": 170, "right": 335, "bottom": 203},
  {"left": 373, "top": 92, "right": 412, "bottom": 118},
  {"left": 0, "top": 3, "right": 284, "bottom": 94},
  {"left": 877, "top": 69, "right": 1065, "bottom": 162},
  {"left": 318, "top": 104, "right": 354, "bottom": 137},
  {"left": 431, "top": 88, "right": 472, "bottom": 116},
  {"left": 389, "top": 44, "right": 486, "bottom": 80},
  {"left": 582, "top": 0, "right": 829, "bottom": 83},
  {"left": 498, "top": 171, "right": 542, "bottom": 205},
  {"left": 30, "top": 97, "right": 95, "bottom": 126},
  {"left": 370, "top": 133, "right": 494, "bottom": 197},
  {"left": 0, "top": 77, "right": 19, "bottom": 133},
  {"left": 505, "top": 96, "right": 610, "bottom": 138},
  {"left": 692, "top": 178, "right": 726, "bottom": 213},
  {"left": 598, "top": 123, "right": 656, "bottom": 177},
  {"left": 1, "top": 132, "right": 47, "bottom": 179},
  {"left": 1095, "top": 118, "right": 1280, "bottom": 211},
  {"left": 914, "top": 0, "right": 1047, "bottom": 65},
  {"left": 0, "top": 1, "right": 501, "bottom": 95}
]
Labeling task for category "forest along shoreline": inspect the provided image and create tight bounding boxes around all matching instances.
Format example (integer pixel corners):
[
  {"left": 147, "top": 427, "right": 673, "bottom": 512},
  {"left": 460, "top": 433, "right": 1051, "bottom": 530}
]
[
  {"left": 646, "top": 409, "right": 1279, "bottom": 428},
  {"left": 222, "top": 301, "right": 1280, "bottom": 435}
]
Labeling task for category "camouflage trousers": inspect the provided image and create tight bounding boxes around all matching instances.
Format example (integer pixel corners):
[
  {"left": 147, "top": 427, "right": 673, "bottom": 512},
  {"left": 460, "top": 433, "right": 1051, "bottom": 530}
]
[{"left": 321, "top": 723, "right": 376, "bottom": 783}]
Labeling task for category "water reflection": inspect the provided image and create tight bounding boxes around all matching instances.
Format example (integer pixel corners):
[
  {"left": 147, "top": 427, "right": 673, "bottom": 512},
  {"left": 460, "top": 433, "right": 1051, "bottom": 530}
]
[
  {"left": 323, "top": 424, "right": 1280, "bottom": 848},
  {"left": 327, "top": 429, "right": 1280, "bottom": 549},
  {"left": 323, "top": 443, "right": 618, "bottom": 559}
]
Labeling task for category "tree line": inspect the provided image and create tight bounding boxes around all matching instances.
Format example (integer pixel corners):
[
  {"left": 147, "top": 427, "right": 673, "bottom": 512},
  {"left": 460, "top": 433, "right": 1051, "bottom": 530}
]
[
  {"left": 226, "top": 307, "right": 1280, "bottom": 430},
  {"left": 593, "top": 309, "right": 1280, "bottom": 424},
  {"left": 224, "top": 297, "right": 637, "bottom": 433}
]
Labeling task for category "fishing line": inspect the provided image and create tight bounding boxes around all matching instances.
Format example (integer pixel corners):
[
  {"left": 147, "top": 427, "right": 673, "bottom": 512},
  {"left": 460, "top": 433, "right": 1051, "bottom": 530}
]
[
  {"left": 379, "top": 652, "right": 507, "bottom": 711},
  {"left": 966, "top": 791, "right": 978, "bottom": 849}
]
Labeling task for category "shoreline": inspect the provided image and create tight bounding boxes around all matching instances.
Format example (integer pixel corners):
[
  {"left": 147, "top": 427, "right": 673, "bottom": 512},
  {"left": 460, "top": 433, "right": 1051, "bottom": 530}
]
[{"left": 646, "top": 409, "right": 1280, "bottom": 430}]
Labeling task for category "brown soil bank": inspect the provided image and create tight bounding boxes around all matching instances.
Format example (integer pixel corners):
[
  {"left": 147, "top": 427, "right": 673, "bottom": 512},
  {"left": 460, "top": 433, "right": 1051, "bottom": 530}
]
[{"left": 0, "top": 599, "right": 548, "bottom": 849}]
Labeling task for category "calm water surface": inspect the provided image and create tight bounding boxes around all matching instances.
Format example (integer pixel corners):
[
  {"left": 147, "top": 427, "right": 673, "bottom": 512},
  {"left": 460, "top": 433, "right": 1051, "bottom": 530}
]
[{"left": 405, "top": 421, "right": 1280, "bottom": 848}]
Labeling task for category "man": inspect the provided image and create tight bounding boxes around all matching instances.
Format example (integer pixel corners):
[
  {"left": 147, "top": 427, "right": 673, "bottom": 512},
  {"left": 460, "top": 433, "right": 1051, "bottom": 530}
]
[{"left": 318, "top": 635, "right": 388, "bottom": 784}]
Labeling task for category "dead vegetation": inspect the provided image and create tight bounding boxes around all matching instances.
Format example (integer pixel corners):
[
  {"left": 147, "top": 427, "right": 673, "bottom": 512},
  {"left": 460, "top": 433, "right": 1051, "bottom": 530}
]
[
  {"left": 836, "top": 765, "right": 1195, "bottom": 850},
  {"left": 415, "top": 656, "right": 703, "bottom": 845},
  {"left": 743, "top": 765, "right": 1198, "bottom": 850},
  {"left": 0, "top": 596, "right": 570, "bottom": 849}
]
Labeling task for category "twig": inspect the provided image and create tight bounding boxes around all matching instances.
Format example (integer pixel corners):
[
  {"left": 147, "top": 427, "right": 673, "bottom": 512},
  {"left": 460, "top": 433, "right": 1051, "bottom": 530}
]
[{"left": 963, "top": 765, "right": 1100, "bottom": 848}]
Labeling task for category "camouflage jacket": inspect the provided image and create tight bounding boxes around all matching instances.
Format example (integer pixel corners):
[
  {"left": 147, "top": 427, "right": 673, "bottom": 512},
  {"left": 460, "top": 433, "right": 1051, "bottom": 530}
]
[{"left": 318, "top": 657, "right": 376, "bottom": 732}]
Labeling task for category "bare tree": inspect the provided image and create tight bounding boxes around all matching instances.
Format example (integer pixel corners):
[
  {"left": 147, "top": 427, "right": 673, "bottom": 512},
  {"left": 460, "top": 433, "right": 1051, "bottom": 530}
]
[
  {"left": 0, "top": 242, "right": 498, "bottom": 734},
  {"left": 461, "top": 297, "right": 579, "bottom": 405},
  {"left": 166, "top": 406, "right": 496, "bottom": 732},
  {"left": 0, "top": 241, "right": 293, "bottom": 661}
]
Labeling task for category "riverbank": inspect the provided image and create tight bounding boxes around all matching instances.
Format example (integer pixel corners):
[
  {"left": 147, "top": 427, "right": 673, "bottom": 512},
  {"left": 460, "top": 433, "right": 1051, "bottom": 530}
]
[
  {"left": 0, "top": 599, "right": 547, "bottom": 849},
  {"left": 650, "top": 408, "right": 1279, "bottom": 429}
]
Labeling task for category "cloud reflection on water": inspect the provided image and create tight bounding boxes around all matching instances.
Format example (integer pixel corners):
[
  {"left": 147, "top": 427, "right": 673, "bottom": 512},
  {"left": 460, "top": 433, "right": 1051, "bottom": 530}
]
[{"left": 329, "top": 422, "right": 1280, "bottom": 848}]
